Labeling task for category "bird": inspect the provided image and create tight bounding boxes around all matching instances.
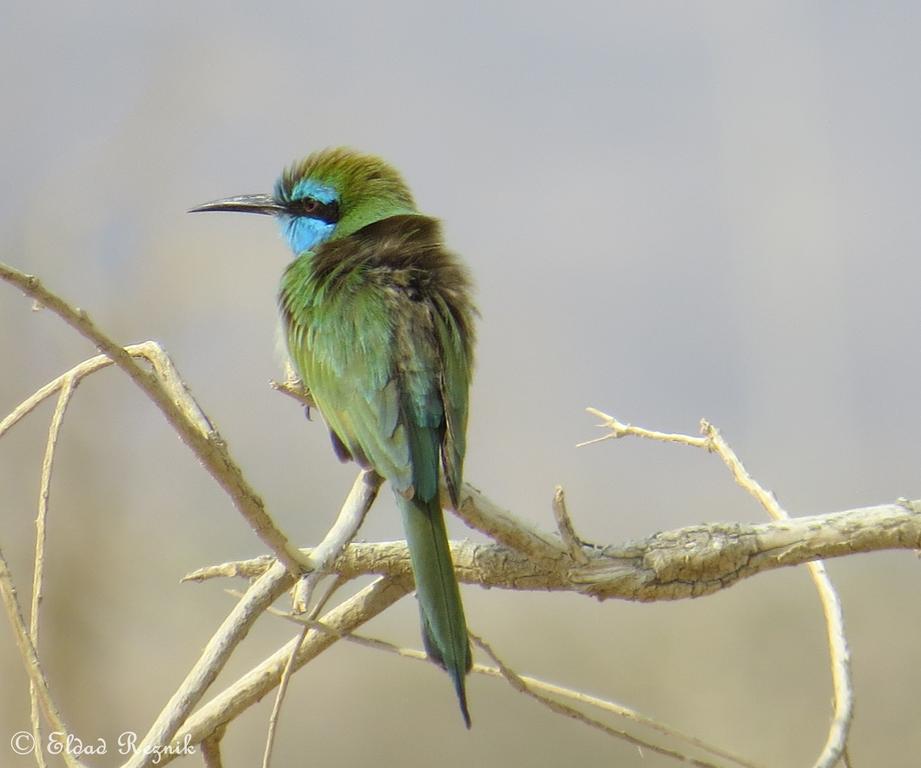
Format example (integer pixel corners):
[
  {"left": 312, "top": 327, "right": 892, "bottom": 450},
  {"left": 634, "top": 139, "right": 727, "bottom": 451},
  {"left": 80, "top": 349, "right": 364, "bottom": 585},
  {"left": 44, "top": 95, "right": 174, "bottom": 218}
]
[{"left": 190, "top": 147, "right": 476, "bottom": 727}]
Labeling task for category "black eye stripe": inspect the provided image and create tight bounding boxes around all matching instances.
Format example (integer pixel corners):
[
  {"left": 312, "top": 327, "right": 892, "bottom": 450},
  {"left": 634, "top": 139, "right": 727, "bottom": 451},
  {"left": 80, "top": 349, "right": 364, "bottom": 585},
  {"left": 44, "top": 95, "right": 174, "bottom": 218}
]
[{"left": 289, "top": 196, "right": 340, "bottom": 224}]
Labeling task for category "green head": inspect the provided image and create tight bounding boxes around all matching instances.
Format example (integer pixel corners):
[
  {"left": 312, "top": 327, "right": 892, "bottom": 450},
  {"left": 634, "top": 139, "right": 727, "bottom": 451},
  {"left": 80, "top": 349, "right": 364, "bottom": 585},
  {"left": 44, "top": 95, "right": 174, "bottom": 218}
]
[{"left": 190, "top": 147, "right": 417, "bottom": 254}]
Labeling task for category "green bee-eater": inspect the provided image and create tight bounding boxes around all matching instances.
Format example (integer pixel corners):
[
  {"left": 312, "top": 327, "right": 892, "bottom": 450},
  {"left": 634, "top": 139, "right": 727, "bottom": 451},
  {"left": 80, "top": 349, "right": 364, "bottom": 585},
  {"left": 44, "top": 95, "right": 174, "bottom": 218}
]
[{"left": 191, "top": 147, "right": 475, "bottom": 726}]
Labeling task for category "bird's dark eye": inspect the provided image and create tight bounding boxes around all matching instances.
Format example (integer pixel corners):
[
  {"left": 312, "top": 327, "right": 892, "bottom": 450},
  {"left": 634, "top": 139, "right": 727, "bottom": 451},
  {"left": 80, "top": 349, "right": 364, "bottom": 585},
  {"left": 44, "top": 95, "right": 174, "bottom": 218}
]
[{"left": 288, "top": 195, "right": 340, "bottom": 224}]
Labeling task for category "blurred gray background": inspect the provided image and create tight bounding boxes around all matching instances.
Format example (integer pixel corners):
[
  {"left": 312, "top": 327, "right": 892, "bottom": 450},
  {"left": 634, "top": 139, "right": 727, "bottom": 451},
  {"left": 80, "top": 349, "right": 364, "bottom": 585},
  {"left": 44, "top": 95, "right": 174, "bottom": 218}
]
[{"left": 2, "top": 2, "right": 920, "bottom": 766}]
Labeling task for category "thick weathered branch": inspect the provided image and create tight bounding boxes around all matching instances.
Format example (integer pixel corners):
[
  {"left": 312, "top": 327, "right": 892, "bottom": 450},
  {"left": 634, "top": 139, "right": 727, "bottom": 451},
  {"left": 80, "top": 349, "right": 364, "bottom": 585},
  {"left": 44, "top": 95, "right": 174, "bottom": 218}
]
[{"left": 188, "top": 499, "right": 921, "bottom": 601}]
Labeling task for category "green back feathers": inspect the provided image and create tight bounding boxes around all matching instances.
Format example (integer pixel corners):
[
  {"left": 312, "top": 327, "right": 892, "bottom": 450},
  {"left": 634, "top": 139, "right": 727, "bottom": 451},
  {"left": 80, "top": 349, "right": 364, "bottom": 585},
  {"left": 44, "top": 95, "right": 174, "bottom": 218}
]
[{"left": 279, "top": 214, "right": 475, "bottom": 503}]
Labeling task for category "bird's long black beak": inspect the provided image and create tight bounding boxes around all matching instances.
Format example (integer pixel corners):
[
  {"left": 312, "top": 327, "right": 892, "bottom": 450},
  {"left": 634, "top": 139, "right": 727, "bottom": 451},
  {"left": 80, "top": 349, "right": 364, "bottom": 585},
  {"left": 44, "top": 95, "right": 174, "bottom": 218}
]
[{"left": 188, "top": 193, "right": 285, "bottom": 215}]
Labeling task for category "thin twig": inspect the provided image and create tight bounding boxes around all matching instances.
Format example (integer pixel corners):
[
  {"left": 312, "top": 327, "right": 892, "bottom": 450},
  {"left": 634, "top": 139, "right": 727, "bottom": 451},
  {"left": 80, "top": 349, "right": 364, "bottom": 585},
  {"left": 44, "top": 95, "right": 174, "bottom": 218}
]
[
  {"left": 306, "top": 574, "right": 349, "bottom": 619},
  {"left": 264, "top": 585, "right": 358, "bottom": 768},
  {"left": 0, "top": 546, "right": 86, "bottom": 768},
  {"left": 699, "top": 421, "right": 782, "bottom": 516},
  {"left": 261, "top": 470, "right": 384, "bottom": 765},
  {"left": 252, "top": 602, "right": 763, "bottom": 768},
  {"left": 261, "top": 571, "right": 349, "bottom": 768},
  {"left": 579, "top": 408, "right": 709, "bottom": 449},
  {"left": 700, "top": 421, "right": 852, "bottom": 768},
  {"left": 472, "top": 633, "right": 745, "bottom": 768},
  {"left": 183, "top": 555, "right": 276, "bottom": 582},
  {"left": 293, "top": 469, "right": 382, "bottom": 612},
  {"left": 0, "top": 346, "right": 146, "bottom": 439},
  {"left": 28, "top": 376, "right": 76, "bottom": 768},
  {"left": 261, "top": 626, "right": 307, "bottom": 768}
]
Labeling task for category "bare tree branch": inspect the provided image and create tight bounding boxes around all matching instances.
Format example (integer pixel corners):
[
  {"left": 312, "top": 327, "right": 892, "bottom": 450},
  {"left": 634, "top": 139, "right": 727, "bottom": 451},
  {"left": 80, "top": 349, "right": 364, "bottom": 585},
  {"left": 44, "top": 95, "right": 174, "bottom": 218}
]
[
  {"left": 584, "top": 409, "right": 854, "bottom": 768},
  {"left": 28, "top": 376, "right": 75, "bottom": 768},
  {"left": 188, "top": 499, "right": 921, "bottom": 600},
  {"left": 292, "top": 468, "right": 382, "bottom": 612},
  {"left": 264, "top": 470, "right": 381, "bottom": 768},
  {"left": 0, "top": 263, "right": 307, "bottom": 577},
  {"left": 698, "top": 419, "right": 852, "bottom": 768},
  {"left": 149, "top": 577, "right": 412, "bottom": 767},
  {"left": 121, "top": 561, "right": 294, "bottom": 768},
  {"left": 450, "top": 482, "right": 566, "bottom": 559},
  {"left": 3, "top": 263, "right": 908, "bottom": 766}
]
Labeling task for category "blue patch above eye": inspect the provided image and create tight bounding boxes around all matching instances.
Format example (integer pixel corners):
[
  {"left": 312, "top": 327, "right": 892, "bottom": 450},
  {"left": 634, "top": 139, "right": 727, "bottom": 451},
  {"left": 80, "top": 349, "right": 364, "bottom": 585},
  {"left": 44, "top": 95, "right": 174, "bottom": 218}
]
[
  {"left": 279, "top": 215, "right": 336, "bottom": 255},
  {"left": 290, "top": 178, "right": 338, "bottom": 205}
]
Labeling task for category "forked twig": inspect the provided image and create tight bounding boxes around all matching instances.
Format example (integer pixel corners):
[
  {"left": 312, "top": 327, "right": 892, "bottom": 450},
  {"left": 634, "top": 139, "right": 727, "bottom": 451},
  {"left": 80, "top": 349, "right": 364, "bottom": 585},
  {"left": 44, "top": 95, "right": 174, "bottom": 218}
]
[{"left": 584, "top": 408, "right": 853, "bottom": 768}]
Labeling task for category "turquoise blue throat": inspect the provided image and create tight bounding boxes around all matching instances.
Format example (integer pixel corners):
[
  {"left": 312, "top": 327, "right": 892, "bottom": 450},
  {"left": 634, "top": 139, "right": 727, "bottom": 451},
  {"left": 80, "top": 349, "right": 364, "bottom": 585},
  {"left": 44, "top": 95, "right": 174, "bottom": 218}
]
[{"left": 277, "top": 178, "right": 338, "bottom": 255}]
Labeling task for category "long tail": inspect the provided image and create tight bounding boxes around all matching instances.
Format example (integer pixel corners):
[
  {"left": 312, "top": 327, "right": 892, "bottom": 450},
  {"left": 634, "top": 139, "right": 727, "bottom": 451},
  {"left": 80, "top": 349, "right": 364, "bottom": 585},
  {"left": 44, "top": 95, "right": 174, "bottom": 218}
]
[{"left": 398, "top": 492, "right": 472, "bottom": 727}]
